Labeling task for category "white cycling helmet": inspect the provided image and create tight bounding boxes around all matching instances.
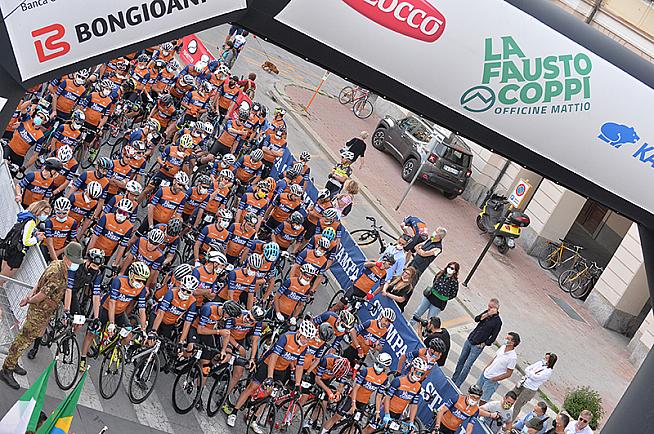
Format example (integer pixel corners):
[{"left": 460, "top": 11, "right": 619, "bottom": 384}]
[
  {"left": 376, "top": 352, "right": 393, "bottom": 368},
  {"left": 411, "top": 357, "right": 429, "bottom": 372},
  {"left": 126, "top": 180, "right": 143, "bottom": 195},
  {"left": 86, "top": 181, "right": 103, "bottom": 199},
  {"left": 322, "top": 208, "right": 338, "bottom": 220},
  {"left": 57, "top": 145, "right": 73, "bottom": 163},
  {"left": 202, "top": 122, "right": 214, "bottom": 136},
  {"left": 380, "top": 307, "right": 396, "bottom": 322},
  {"left": 174, "top": 171, "right": 189, "bottom": 188},
  {"left": 222, "top": 154, "right": 236, "bottom": 165},
  {"left": 53, "top": 197, "right": 71, "bottom": 213},
  {"left": 180, "top": 275, "right": 199, "bottom": 292},
  {"left": 117, "top": 197, "right": 134, "bottom": 213},
  {"left": 248, "top": 253, "right": 263, "bottom": 270},
  {"left": 219, "top": 168, "right": 234, "bottom": 180},
  {"left": 218, "top": 208, "right": 233, "bottom": 220},
  {"left": 207, "top": 250, "right": 228, "bottom": 265},
  {"left": 148, "top": 228, "right": 165, "bottom": 245},
  {"left": 289, "top": 184, "right": 303, "bottom": 196},
  {"left": 299, "top": 263, "right": 318, "bottom": 276},
  {"left": 298, "top": 320, "right": 317, "bottom": 340}
]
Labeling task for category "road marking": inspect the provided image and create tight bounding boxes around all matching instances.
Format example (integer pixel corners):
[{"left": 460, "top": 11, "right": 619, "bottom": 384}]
[{"left": 442, "top": 315, "right": 473, "bottom": 329}]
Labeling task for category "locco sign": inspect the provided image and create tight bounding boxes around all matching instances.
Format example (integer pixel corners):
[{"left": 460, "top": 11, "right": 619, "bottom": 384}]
[{"left": 0, "top": 0, "right": 246, "bottom": 81}]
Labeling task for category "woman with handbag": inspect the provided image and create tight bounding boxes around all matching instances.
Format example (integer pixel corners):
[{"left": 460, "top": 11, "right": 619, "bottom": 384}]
[
  {"left": 410, "top": 261, "right": 460, "bottom": 326},
  {"left": 511, "top": 352, "right": 557, "bottom": 420}
]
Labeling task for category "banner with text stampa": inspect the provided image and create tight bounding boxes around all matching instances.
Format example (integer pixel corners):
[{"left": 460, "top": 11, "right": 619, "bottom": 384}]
[
  {"left": 0, "top": 0, "right": 246, "bottom": 81},
  {"left": 275, "top": 0, "right": 654, "bottom": 221}
]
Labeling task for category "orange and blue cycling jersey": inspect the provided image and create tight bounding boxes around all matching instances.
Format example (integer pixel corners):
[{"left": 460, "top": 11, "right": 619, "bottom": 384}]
[
  {"left": 103, "top": 194, "right": 138, "bottom": 223},
  {"left": 146, "top": 66, "right": 159, "bottom": 92},
  {"left": 403, "top": 216, "right": 426, "bottom": 235},
  {"left": 254, "top": 255, "right": 277, "bottom": 280},
  {"left": 234, "top": 155, "right": 263, "bottom": 183},
  {"left": 93, "top": 213, "right": 134, "bottom": 256},
  {"left": 159, "top": 145, "right": 190, "bottom": 177},
  {"left": 151, "top": 186, "right": 187, "bottom": 224},
  {"left": 128, "top": 154, "right": 147, "bottom": 176},
  {"left": 263, "top": 117, "right": 286, "bottom": 138},
  {"left": 225, "top": 312, "right": 263, "bottom": 342},
  {"left": 55, "top": 80, "right": 86, "bottom": 115},
  {"left": 268, "top": 192, "right": 302, "bottom": 223},
  {"left": 73, "top": 170, "right": 110, "bottom": 199},
  {"left": 183, "top": 186, "right": 209, "bottom": 216},
  {"left": 262, "top": 134, "right": 287, "bottom": 163},
  {"left": 107, "top": 159, "right": 135, "bottom": 195},
  {"left": 306, "top": 198, "right": 333, "bottom": 225},
  {"left": 353, "top": 263, "right": 387, "bottom": 294},
  {"left": 101, "top": 276, "right": 147, "bottom": 315},
  {"left": 181, "top": 90, "right": 209, "bottom": 117},
  {"left": 264, "top": 332, "right": 307, "bottom": 371},
  {"left": 385, "top": 375, "right": 422, "bottom": 415},
  {"left": 219, "top": 267, "right": 256, "bottom": 301},
  {"left": 170, "top": 75, "right": 193, "bottom": 100},
  {"left": 295, "top": 247, "right": 328, "bottom": 274},
  {"left": 272, "top": 222, "right": 304, "bottom": 250},
  {"left": 52, "top": 158, "right": 79, "bottom": 189},
  {"left": 18, "top": 171, "right": 55, "bottom": 205},
  {"left": 197, "top": 224, "right": 230, "bottom": 255},
  {"left": 211, "top": 161, "right": 236, "bottom": 177},
  {"left": 151, "top": 99, "right": 176, "bottom": 127},
  {"left": 353, "top": 319, "right": 388, "bottom": 354},
  {"left": 440, "top": 396, "right": 479, "bottom": 431},
  {"left": 49, "top": 124, "right": 82, "bottom": 152},
  {"left": 307, "top": 234, "right": 338, "bottom": 258},
  {"left": 354, "top": 366, "right": 388, "bottom": 404},
  {"left": 194, "top": 302, "right": 226, "bottom": 329},
  {"left": 131, "top": 66, "right": 151, "bottom": 91},
  {"left": 201, "top": 183, "right": 230, "bottom": 216},
  {"left": 192, "top": 265, "right": 225, "bottom": 307},
  {"left": 9, "top": 113, "right": 45, "bottom": 157},
  {"left": 225, "top": 223, "right": 256, "bottom": 258},
  {"left": 312, "top": 311, "right": 347, "bottom": 347},
  {"left": 217, "top": 119, "right": 246, "bottom": 149},
  {"left": 276, "top": 277, "right": 312, "bottom": 317},
  {"left": 302, "top": 336, "right": 328, "bottom": 371},
  {"left": 217, "top": 82, "right": 241, "bottom": 110},
  {"left": 127, "top": 127, "right": 153, "bottom": 145},
  {"left": 44, "top": 216, "right": 78, "bottom": 251},
  {"left": 403, "top": 348, "right": 439, "bottom": 375},
  {"left": 153, "top": 223, "right": 180, "bottom": 256},
  {"left": 153, "top": 48, "right": 175, "bottom": 63},
  {"left": 315, "top": 218, "right": 344, "bottom": 241},
  {"left": 157, "top": 288, "right": 197, "bottom": 326},
  {"left": 129, "top": 237, "right": 166, "bottom": 271},
  {"left": 68, "top": 191, "right": 97, "bottom": 224},
  {"left": 80, "top": 91, "right": 113, "bottom": 127},
  {"left": 238, "top": 192, "right": 269, "bottom": 218},
  {"left": 315, "top": 354, "right": 343, "bottom": 381}
]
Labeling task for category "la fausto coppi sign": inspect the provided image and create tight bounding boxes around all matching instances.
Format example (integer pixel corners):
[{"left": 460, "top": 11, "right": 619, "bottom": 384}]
[{"left": 460, "top": 36, "right": 592, "bottom": 116}]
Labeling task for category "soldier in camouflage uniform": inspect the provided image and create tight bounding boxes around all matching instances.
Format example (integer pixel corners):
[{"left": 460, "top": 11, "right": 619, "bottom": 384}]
[{"left": 0, "top": 242, "right": 83, "bottom": 389}]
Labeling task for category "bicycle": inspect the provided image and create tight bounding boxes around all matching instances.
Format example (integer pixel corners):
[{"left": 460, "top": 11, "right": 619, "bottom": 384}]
[
  {"left": 338, "top": 86, "right": 374, "bottom": 120},
  {"left": 205, "top": 353, "right": 250, "bottom": 416},
  {"left": 245, "top": 381, "right": 305, "bottom": 434},
  {"left": 350, "top": 216, "right": 396, "bottom": 254},
  {"left": 559, "top": 259, "right": 603, "bottom": 299},
  {"left": 127, "top": 334, "right": 180, "bottom": 404},
  {"left": 537, "top": 239, "right": 584, "bottom": 270},
  {"left": 326, "top": 400, "right": 376, "bottom": 434},
  {"left": 51, "top": 314, "right": 87, "bottom": 390}
]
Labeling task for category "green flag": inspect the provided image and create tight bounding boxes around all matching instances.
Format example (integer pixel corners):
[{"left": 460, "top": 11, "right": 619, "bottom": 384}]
[
  {"left": 36, "top": 371, "right": 87, "bottom": 434},
  {"left": 0, "top": 359, "right": 54, "bottom": 434}
]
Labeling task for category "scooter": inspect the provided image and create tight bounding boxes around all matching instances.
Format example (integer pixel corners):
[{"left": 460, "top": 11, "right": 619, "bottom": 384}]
[{"left": 476, "top": 194, "right": 530, "bottom": 254}]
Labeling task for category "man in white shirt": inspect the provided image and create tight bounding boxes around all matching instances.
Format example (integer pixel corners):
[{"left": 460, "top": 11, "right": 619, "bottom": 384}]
[
  {"left": 564, "top": 410, "right": 594, "bottom": 434},
  {"left": 476, "top": 332, "right": 520, "bottom": 404}
]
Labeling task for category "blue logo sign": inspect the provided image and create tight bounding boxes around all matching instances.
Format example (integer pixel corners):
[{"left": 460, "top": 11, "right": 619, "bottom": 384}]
[{"left": 598, "top": 122, "right": 639, "bottom": 148}]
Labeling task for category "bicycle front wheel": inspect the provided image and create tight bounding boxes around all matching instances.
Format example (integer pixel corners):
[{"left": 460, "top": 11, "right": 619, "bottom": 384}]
[
  {"left": 338, "top": 87, "right": 354, "bottom": 105},
  {"left": 128, "top": 352, "right": 161, "bottom": 404},
  {"left": 246, "top": 400, "right": 276, "bottom": 434},
  {"left": 302, "top": 398, "right": 325, "bottom": 432},
  {"left": 349, "top": 229, "right": 379, "bottom": 247},
  {"left": 207, "top": 370, "right": 230, "bottom": 417},
  {"left": 172, "top": 364, "right": 203, "bottom": 414},
  {"left": 328, "top": 290, "right": 345, "bottom": 311},
  {"left": 338, "top": 423, "right": 363, "bottom": 434},
  {"left": 352, "top": 100, "right": 373, "bottom": 119},
  {"left": 570, "top": 278, "right": 593, "bottom": 300},
  {"left": 558, "top": 269, "right": 580, "bottom": 293},
  {"left": 274, "top": 398, "right": 304, "bottom": 434},
  {"left": 99, "top": 345, "right": 125, "bottom": 399},
  {"left": 54, "top": 335, "right": 80, "bottom": 391},
  {"left": 538, "top": 244, "right": 559, "bottom": 269}
]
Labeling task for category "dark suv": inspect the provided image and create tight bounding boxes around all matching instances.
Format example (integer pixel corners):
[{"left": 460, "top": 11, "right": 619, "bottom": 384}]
[{"left": 371, "top": 115, "right": 473, "bottom": 199}]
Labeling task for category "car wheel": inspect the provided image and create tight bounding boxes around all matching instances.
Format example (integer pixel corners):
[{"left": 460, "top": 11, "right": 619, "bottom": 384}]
[
  {"left": 371, "top": 129, "right": 386, "bottom": 151},
  {"left": 443, "top": 191, "right": 458, "bottom": 200},
  {"left": 401, "top": 157, "right": 419, "bottom": 182}
]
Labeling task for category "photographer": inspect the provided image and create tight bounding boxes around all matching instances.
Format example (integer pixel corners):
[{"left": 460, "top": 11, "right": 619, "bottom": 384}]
[
  {"left": 423, "top": 317, "right": 451, "bottom": 367},
  {"left": 480, "top": 391, "right": 517, "bottom": 433}
]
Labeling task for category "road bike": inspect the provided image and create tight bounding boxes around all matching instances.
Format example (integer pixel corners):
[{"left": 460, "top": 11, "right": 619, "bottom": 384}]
[
  {"left": 49, "top": 314, "right": 87, "bottom": 390},
  {"left": 245, "top": 381, "right": 305, "bottom": 434},
  {"left": 338, "top": 86, "right": 374, "bottom": 120},
  {"left": 205, "top": 353, "right": 250, "bottom": 416},
  {"left": 537, "top": 239, "right": 584, "bottom": 270},
  {"left": 127, "top": 334, "right": 180, "bottom": 404},
  {"left": 350, "top": 216, "right": 397, "bottom": 254},
  {"left": 558, "top": 259, "right": 603, "bottom": 299}
]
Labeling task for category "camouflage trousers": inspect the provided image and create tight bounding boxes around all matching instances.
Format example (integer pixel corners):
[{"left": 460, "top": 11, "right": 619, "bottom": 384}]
[{"left": 3, "top": 305, "right": 53, "bottom": 370}]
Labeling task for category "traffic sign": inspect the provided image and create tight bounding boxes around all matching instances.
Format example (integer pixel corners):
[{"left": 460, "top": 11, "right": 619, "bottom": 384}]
[{"left": 508, "top": 178, "right": 531, "bottom": 208}]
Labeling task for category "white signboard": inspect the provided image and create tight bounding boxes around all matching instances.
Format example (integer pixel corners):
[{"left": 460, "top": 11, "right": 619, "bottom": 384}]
[
  {"left": 276, "top": 0, "right": 654, "bottom": 218},
  {"left": 0, "top": 0, "right": 247, "bottom": 80},
  {"left": 508, "top": 178, "right": 531, "bottom": 208}
]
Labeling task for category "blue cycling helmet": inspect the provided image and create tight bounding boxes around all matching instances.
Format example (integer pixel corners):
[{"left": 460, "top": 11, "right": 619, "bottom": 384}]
[{"left": 263, "top": 242, "right": 280, "bottom": 262}]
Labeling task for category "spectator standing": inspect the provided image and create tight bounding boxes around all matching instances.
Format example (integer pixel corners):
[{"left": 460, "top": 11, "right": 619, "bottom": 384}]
[
  {"left": 479, "top": 390, "right": 517, "bottom": 433},
  {"left": 545, "top": 413, "right": 570, "bottom": 434},
  {"left": 410, "top": 261, "right": 459, "bottom": 325},
  {"left": 379, "top": 266, "right": 415, "bottom": 312},
  {"left": 514, "top": 402, "right": 551, "bottom": 434},
  {"left": 476, "top": 332, "right": 521, "bottom": 404},
  {"left": 324, "top": 150, "right": 354, "bottom": 196},
  {"left": 423, "top": 317, "right": 451, "bottom": 366},
  {"left": 452, "top": 298, "right": 502, "bottom": 387},
  {"left": 220, "top": 40, "right": 239, "bottom": 69},
  {"left": 564, "top": 410, "right": 593, "bottom": 434},
  {"left": 379, "top": 235, "right": 409, "bottom": 284},
  {"left": 332, "top": 179, "right": 359, "bottom": 218},
  {"left": 341, "top": 131, "right": 368, "bottom": 169},
  {"left": 512, "top": 353, "right": 557, "bottom": 419},
  {"left": 408, "top": 227, "right": 445, "bottom": 283}
]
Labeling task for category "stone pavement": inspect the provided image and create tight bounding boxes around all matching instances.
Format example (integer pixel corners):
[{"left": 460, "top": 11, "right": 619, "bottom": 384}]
[{"left": 280, "top": 83, "right": 635, "bottom": 418}]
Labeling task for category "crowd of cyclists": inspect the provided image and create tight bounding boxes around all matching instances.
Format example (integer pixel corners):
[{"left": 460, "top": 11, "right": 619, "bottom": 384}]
[{"left": 0, "top": 37, "right": 504, "bottom": 434}]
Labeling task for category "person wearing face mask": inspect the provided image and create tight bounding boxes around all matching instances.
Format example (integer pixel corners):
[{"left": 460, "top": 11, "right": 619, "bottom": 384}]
[
  {"left": 476, "top": 332, "right": 521, "bottom": 405},
  {"left": 312, "top": 309, "right": 356, "bottom": 351},
  {"left": 271, "top": 210, "right": 306, "bottom": 254},
  {"left": 50, "top": 69, "right": 88, "bottom": 122},
  {"left": 381, "top": 357, "right": 425, "bottom": 430},
  {"left": 423, "top": 317, "right": 451, "bottom": 367},
  {"left": 225, "top": 212, "right": 258, "bottom": 264},
  {"left": 68, "top": 181, "right": 103, "bottom": 239},
  {"left": 5, "top": 104, "right": 48, "bottom": 169},
  {"left": 43, "top": 197, "right": 78, "bottom": 262},
  {"left": 274, "top": 263, "right": 318, "bottom": 320},
  {"left": 433, "top": 385, "right": 493, "bottom": 434},
  {"left": 15, "top": 157, "right": 62, "bottom": 208},
  {"left": 397, "top": 337, "right": 446, "bottom": 378},
  {"left": 408, "top": 227, "right": 446, "bottom": 285},
  {"left": 195, "top": 169, "right": 233, "bottom": 227},
  {"left": 150, "top": 274, "right": 199, "bottom": 345},
  {"left": 87, "top": 198, "right": 135, "bottom": 267},
  {"left": 344, "top": 307, "right": 395, "bottom": 365},
  {"left": 235, "top": 180, "right": 271, "bottom": 231},
  {"left": 0, "top": 201, "right": 50, "bottom": 287},
  {"left": 218, "top": 253, "right": 261, "bottom": 309},
  {"left": 194, "top": 209, "right": 232, "bottom": 265},
  {"left": 120, "top": 228, "right": 167, "bottom": 294},
  {"left": 191, "top": 250, "right": 229, "bottom": 308},
  {"left": 411, "top": 261, "right": 460, "bottom": 327},
  {"left": 261, "top": 126, "right": 288, "bottom": 179},
  {"left": 512, "top": 354, "right": 557, "bottom": 421},
  {"left": 545, "top": 413, "right": 569, "bottom": 434},
  {"left": 0, "top": 242, "right": 83, "bottom": 389},
  {"left": 69, "top": 157, "right": 113, "bottom": 220},
  {"left": 479, "top": 391, "right": 517, "bottom": 433},
  {"left": 514, "top": 402, "right": 550, "bottom": 434},
  {"left": 47, "top": 110, "right": 85, "bottom": 156},
  {"left": 262, "top": 183, "right": 303, "bottom": 237},
  {"left": 49, "top": 145, "right": 79, "bottom": 200},
  {"left": 78, "top": 79, "right": 115, "bottom": 151},
  {"left": 215, "top": 74, "right": 244, "bottom": 124},
  {"left": 331, "top": 254, "right": 395, "bottom": 312},
  {"left": 182, "top": 174, "right": 211, "bottom": 223}
]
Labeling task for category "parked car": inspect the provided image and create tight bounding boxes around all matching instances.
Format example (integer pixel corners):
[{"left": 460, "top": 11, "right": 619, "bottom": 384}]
[{"left": 371, "top": 115, "right": 473, "bottom": 199}]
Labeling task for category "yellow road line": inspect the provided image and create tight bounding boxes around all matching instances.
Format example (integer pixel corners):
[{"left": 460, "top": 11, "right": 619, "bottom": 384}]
[{"left": 441, "top": 315, "right": 473, "bottom": 329}]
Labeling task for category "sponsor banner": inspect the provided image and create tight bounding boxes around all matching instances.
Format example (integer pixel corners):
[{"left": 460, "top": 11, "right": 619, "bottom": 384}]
[
  {"left": 179, "top": 34, "right": 215, "bottom": 65},
  {"left": 0, "top": 0, "right": 246, "bottom": 81},
  {"left": 275, "top": 0, "right": 654, "bottom": 220},
  {"left": 358, "top": 294, "right": 489, "bottom": 434}
]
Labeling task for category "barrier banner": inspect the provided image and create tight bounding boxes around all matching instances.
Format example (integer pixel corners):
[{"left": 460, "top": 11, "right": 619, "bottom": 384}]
[
  {"left": 358, "top": 294, "right": 489, "bottom": 434},
  {"left": 179, "top": 34, "right": 215, "bottom": 65}
]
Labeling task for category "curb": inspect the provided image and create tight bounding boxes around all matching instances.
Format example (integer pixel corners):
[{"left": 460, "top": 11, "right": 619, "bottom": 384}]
[{"left": 271, "top": 81, "right": 562, "bottom": 411}]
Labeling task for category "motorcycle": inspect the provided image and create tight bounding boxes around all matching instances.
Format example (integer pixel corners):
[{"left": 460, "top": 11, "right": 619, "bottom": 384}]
[{"left": 476, "top": 194, "right": 530, "bottom": 254}]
